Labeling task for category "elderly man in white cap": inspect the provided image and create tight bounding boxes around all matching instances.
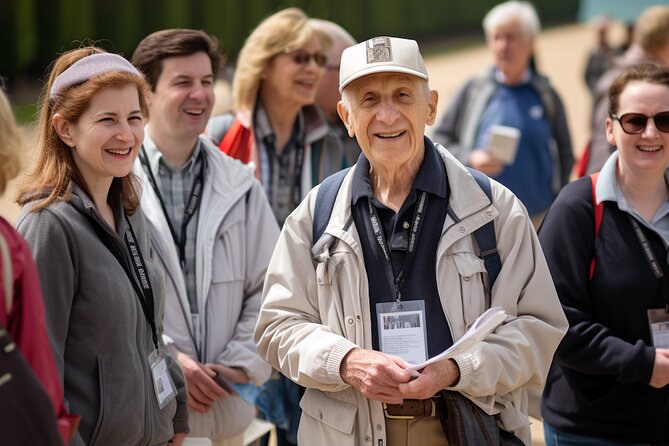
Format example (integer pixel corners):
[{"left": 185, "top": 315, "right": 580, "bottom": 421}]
[{"left": 255, "top": 36, "right": 567, "bottom": 446}]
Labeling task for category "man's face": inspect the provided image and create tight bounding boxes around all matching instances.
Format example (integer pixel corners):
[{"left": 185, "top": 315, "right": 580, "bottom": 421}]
[
  {"left": 488, "top": 20, "right": 533, "bottom": 77},
  {"left": 147, "top": 51, "right": 214, "bottom": 144},
  {"left": 337, "top": 73, "right": 437, "bottom": 170}
]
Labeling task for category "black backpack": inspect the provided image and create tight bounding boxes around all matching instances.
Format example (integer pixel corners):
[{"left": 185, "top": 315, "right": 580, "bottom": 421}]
[{"left": 312, "top": 167, "right": 502, "bottom": 291}]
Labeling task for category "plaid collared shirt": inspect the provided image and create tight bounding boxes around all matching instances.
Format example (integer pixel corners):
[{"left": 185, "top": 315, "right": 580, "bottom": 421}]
[
  {"left": 255, "top": 104, "right": 305, "bottom": 226},
  {"left": 143, "top": 138, "right": 202, "bottom": 322}
]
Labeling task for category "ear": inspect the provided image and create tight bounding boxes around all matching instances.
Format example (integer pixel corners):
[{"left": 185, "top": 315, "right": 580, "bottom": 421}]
[
  {"left": 605, "top": 117, "right": 616, "bottom": 147},
  {"left": 337, "top": 100, "right": 355, "bottom": 138},
  {"left": 52, "top": 114, "right": 75, "bottom": 147},
  {"left": 426, "top": 90, "right": 439, "bottom": 126}
]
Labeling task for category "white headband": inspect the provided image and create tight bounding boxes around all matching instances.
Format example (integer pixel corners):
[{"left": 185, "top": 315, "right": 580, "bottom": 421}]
[{"left": 49, "top": 53, "right": 142, "bottom": 99}]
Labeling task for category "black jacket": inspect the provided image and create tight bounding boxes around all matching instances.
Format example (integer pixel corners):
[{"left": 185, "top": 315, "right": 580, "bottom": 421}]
[{"left": 539, "top": 177, "right": 669, "bottom": 444}]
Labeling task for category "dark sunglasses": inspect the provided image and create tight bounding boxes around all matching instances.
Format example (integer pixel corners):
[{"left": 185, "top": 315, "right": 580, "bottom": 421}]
[
  {"left": 610, "top": 111, "right": 669, "bottom": 134},
  {"left": 282, "top": 48, "right": 328, "bottom": 68}
]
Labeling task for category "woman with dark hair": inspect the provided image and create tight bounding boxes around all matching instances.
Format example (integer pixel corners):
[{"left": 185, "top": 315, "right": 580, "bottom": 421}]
[
  {"left": 16, "top": 47, "right": 188, "bottom": 445},
  {"left": 540, "top": 62, "right": 669, "bottom": 445}
]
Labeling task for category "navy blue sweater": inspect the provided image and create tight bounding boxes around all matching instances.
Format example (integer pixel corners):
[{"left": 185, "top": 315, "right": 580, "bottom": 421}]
[{"left": 539, "top": 176, "right": 669, "bottom": 444}]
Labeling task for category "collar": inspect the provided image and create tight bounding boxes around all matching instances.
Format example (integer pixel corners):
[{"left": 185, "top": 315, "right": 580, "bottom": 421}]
[
  {"left": 597, "top": 151, "right": 669, "bottom": 224},
  {"left": 351, "top": 136, "right": 447, "bottom": 205},
  {"left": 142, "top": 131, "right": 202, "bottom": 175},
  {"left": 494, "top": 68, "right": 532, "bottom": 85},
  {"left": 254, "top": 101, "right": 305, "bottom": 148}
]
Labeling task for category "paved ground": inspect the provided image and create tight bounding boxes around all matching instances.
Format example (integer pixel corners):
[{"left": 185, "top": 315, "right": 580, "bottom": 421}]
[{"left": 2, "top": 21, "right": 610, "bottom": 444}]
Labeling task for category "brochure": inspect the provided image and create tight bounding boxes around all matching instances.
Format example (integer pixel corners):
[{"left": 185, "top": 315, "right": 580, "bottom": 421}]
[
  {"left": 486, "top": 125, "right": 520, "bottom": 165},
  {"left": 407, "top": 307, "right": 508, "bottom": 372}
]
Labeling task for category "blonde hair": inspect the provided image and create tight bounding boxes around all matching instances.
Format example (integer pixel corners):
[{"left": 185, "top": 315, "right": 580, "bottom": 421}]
[
  {"left": 634, "top": 6, "right": 669, "bottom": 56},
  {"left": 0, "top": 88, "right": 22, "bottom": 195},
  {"left": 17, "top": 47, "right": 149, "bottom": 214},
  {"left": 233, "top": 7, "right": 331, "bottom": 112}
]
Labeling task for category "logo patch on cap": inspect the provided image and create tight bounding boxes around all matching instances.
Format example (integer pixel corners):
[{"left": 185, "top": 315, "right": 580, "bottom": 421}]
[{"left": 366, "top": 37, "right": 392, "bottom": 64}]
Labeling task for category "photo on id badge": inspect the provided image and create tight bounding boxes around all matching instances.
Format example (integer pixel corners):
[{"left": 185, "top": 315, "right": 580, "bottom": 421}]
[
  {"left": 377, "top": 300, "right": 428, "bottom": 365},
  {"left": 648, "top": 308, "right": 669, "bottom": 348}
]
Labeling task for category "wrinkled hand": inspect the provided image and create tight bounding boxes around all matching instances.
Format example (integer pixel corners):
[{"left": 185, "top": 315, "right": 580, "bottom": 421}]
[
  {"left": 340, "top": 348, "right": 412, "bottom": 404},
  {"left": 398, "top": 358, "right": 460, "bottom": 400},
  {"left": 174, "top": 350, "right": 228, "bottom": 413},
  {"left": 469, "top": 150, "right": 504, "bottom": 176},
  {"left": 650, "top": 348, "right": 669, "bottom": 388},
  {"left": 168, "top": 432, "right": 187, "bottom": 446}
]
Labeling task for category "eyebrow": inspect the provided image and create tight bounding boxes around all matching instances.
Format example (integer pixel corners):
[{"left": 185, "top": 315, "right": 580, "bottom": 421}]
[
  {"left": 94, "top": 109, "right": 143, "bottom": 118},
  {"left": 171, "top": 73, "right": 214, "bottom": 82}
]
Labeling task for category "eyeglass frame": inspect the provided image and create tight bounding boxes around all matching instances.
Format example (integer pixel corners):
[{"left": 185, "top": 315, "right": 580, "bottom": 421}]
[
  {"left": 610, "top": 111, "right": 669, "bottom": 135},
  {"left": 281, "top": 48, "right": 328, "bottom": 68}
]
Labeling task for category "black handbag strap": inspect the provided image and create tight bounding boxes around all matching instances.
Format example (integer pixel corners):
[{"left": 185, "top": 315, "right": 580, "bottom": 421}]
[{"left": 437, "top": 391, "right": 524, "bottom": 446}]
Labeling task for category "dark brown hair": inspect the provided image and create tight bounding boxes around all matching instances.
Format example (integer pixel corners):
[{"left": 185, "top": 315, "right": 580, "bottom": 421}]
[
  {"left": 16, "top": 47, "right": 149, "bottom": 214},
  {"left": 131, "top": 29, "right": 223, "bottom": 91},
  {"left": 608, "top": 62, "right": 669, "bottom": 115}
]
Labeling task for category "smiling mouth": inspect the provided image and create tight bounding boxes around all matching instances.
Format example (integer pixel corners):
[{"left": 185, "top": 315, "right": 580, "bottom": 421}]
[
  {"left": 184, "top": 108, "right": 205, "bottom": 116},
  {"left": 375, "top": 131, "right": 405, "bottom": 139},
  {"left": 106, "top": 148, "right": 132, "bottom": 155},
  {"left": 638, "top": 145, "right": 662, "bottom": 152}
]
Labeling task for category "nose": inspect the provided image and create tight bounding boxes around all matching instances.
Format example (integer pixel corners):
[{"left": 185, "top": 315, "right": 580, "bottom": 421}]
[
  {"left": 116, "top": 121, "right": 135, "bottom": 143},
  {"left": 376, "top": 101, "right": 400, "bottom": 125},
  {"left": 189, "top": 82, "right": 208, "bottom": 100},
  {"left": 642, "top": 117, "right": 661, "bottom": 138}
]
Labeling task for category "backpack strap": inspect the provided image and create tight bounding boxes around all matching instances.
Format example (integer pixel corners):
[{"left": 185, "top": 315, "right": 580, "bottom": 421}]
[
  {"left": 0, "top": 230, "right": 12, "bottom": 314},
  {"left": 589, "top": 172, "right": 603, "bottom": 280},
  {"left": 312, "top": 167, "right": 501, "bottom": 296},
  {"left": 467, "top": 168, "right": 502, "bottom": 292},
  {"left": 312, "top": 168, "right": 350, "bottom": 245}
]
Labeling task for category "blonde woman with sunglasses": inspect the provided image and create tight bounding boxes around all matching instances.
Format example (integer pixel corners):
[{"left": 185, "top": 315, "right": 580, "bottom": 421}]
[
  {"left": 207, "top": 7, "right": 357, "bottom": 227},
  {"left": 539, "top": 62, "right": 669, "bottom": 445}
]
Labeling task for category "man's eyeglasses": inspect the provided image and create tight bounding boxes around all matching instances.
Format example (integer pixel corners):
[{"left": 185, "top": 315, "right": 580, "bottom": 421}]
[
  {"left": 610, "top": 111, "right": 669, "bottom": 134},
  {"left": 282, "top": 48, "right": 328, "bottom": 68}
]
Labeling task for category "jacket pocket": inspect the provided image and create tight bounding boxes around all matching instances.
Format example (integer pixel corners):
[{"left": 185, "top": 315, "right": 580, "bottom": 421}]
[
  {"left": 450, "top": 252, "right": 488, "bottom": 327},
  {"left": 299, "top": 389, "right": 358, "bottom": 442},
  {"left": 89, "top": 356, "right": 106, "bottom": 446}
]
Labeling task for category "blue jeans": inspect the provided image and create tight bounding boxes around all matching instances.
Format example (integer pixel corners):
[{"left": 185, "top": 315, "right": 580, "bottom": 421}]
[{"left": 543, "top": 421, "right": 649, "bottom": 446}]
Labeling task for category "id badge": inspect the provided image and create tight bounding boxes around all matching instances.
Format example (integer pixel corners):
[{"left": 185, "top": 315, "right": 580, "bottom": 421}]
[
  {"left": 648, "top": 308, "right": 669, "bottom": 348},
  {"left": 376, "top": 300, "right": 428, "bottom": 365},
  {"left": 149, "top": 349, "right": 176, "bottom": 409}
]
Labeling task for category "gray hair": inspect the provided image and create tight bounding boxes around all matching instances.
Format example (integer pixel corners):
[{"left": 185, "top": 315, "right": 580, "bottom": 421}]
[{"left": 483, "top": 1, "right": 541, "bottom": 40}]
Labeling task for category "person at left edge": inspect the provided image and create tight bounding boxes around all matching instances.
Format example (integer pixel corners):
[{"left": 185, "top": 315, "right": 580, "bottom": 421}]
[
  {"left": 131, "top": 29, "right": 279, "bottom": 446},
  {"left": 16, "top": 48, "right": 189, "bottom": 445}
]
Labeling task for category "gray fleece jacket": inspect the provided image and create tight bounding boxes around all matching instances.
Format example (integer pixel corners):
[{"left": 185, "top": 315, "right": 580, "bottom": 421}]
[{"left": 17, "top": 183, "right": 188, "bottom": 446}]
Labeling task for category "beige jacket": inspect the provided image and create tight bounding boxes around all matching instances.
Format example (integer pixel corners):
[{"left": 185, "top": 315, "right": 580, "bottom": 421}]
[{"left": 255, "top": 144, "right": 567, "bottom": 445}]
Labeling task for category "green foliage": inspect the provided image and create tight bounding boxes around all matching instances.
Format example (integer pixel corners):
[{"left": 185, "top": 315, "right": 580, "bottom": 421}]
[
  {"left": 12, "top": 103, "right": 39, "bottom": 125},
  {"left": 4, "top": 0, "right": 579, "bottom": 95}
]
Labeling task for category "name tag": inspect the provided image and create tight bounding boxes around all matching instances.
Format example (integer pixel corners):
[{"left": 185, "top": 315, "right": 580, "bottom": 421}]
[
  {"left": 648, "top": 309, "right": 669, "bottom": 348},
  {"left": 377, "top": 300, "right": 428, "bottom": 364},
  {"left": 149, "top": 349, "right": 176, "bottom": 409}
]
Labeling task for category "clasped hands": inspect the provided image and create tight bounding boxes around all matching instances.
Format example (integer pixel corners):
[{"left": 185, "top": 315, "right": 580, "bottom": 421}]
[
  {"left": 340, "top": 348, "right": 460, "bottom": 404},
  {"left": 173, "top": 350, "right": 249, "bottom": 413}
]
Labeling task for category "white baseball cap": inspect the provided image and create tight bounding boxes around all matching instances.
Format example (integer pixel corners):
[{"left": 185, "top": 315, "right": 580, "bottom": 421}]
[{"left": 339, "top": 36, "right": 428, "bottom": 92}]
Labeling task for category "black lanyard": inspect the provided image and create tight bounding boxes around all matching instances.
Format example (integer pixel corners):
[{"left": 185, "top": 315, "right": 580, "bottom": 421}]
[
  {"left": 139, "top": 145, "right": 204, "bottom": 269},
  {"left": 264, "top": 136, "right": 305, "bottom": 208},
  {"left": 629, "top": 215, "right": 669, "bottom": 312},
  {"left": 123, "top": 216, "right": 158, "bottom": 349},
  {"left": 368, "top": 191, "right": 428, "bottom": 305}
]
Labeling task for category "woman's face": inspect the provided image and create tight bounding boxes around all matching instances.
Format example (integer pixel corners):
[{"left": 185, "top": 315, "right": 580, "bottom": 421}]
[
  {"left": 261, "top": 37, "right": 326, "bottom": 111},
  {"left": 606, "top": 80, "right": 669, "bottom": 178},
  {"left": 55, "top": 84, "right": 144, "bottom": 192}
]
